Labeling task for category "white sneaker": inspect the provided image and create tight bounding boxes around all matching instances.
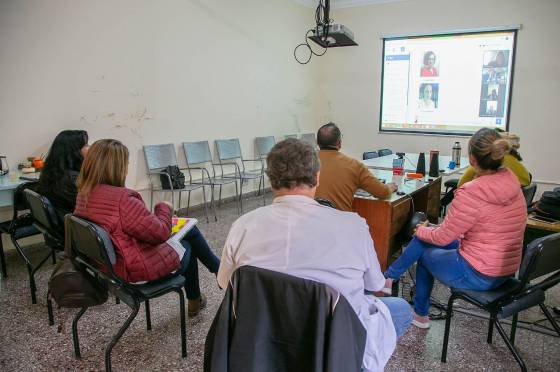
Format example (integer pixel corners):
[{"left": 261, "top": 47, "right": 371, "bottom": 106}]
[{"left": 412, "top": 313, "right": 430, "bottom": 329}]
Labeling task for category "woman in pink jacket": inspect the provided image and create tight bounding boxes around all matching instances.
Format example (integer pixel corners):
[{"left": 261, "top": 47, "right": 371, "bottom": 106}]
[{"left": 384, "top": 128, "right": 527, "bottom": 328}]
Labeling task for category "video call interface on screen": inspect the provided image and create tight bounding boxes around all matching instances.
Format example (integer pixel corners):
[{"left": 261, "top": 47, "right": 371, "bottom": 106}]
[{"left": 380, "top": 31, "right": 516, "bottom": 135}]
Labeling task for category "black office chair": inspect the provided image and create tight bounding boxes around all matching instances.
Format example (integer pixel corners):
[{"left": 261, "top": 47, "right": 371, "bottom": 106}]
[
  {"left": 315, "top": 198, "right": 338, "bottom": 209},
  {"left": 67, "top": 215, "right": 187, "bottom": 372},
  {"left": 362, "top": 151, "right": 379, "bottom": 160},
  {"left": 23, "top": 189, "right": 64, "bottom": 303},
  {"left": 377, "top": 149, "right": 393, "bottom": 157},
  {"left": 521, "top": 183, "right": 537, "bottom": 208},
  {"left": 441, "top": 233, "right": 560, "bottom": 372},
  {"left": 204, "top": 266, "right": 366, "bottom": 371},
  {"left": 0, "top": 181, "right": 41, "bottom": 278}
]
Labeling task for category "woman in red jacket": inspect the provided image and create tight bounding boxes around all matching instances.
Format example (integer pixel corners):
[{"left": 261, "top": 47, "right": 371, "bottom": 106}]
[
  {"left": 74, "top": 139, "right": 219, "bottom": 317},
  {"left": 383, "top": 128, "right": 527, "bottom": 329}
]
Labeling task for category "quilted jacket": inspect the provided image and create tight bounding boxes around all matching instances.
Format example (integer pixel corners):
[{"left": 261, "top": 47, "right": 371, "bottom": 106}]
[
  {"left": 416, "top": 168, "right": 527, "bottom": 277},
  {"left": 74, "top": 184, "right": 179, "bottom": 283}
]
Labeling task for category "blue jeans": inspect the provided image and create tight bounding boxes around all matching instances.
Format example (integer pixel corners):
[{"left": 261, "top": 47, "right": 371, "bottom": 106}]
[
  {"left": 384, "top": 237, "right": 509, "bottom": 316},
  {"left": 378, "top": 297, "right": 412, "bottom": 339},
  {"left": 176, "top": 226, "right": 220, "bottom": 300}
]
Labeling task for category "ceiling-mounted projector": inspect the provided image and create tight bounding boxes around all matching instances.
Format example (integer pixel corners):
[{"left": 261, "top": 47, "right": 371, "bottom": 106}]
[{"left": 308, "top": 24, "right": 358, "bottom": 48}]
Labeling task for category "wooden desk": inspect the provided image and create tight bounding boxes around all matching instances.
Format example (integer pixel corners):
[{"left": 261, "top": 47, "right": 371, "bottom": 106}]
[
  {"left": 352, "top": 170, "right": 441, "bottom": 271},
  {"left": 524, "top": 215, "right": 560, "bottom": 249},
  {"left": 362, "top": 153, "right": 469, "bottom": 176}
]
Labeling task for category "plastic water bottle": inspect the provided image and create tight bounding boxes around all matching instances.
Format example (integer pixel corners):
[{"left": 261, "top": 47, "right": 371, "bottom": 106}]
[{"left": 452, "top": 142, "right": 461, "bottom": 166}]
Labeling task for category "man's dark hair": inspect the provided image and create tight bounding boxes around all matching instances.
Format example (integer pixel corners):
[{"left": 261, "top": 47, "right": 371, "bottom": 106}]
[
  {"left": 266, "top": 139, "right": 320, "bottom": 190},
  {"left": 316, "top": 122, "right": 341, "bottom": 150}
]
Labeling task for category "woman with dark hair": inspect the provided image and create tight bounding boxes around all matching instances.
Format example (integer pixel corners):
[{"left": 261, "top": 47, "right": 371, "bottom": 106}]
[
  {"left": 37, "top": 130, "right": 89, "bottom": 222},
  {"left": 74, "top": 139, "right": 219, "bottom": 316},
  {"left": 383, "top": 128, "right": 527, "bottom": 329},
  {"left": 420, "top": 51, "right": 438, "bottom": 77}
]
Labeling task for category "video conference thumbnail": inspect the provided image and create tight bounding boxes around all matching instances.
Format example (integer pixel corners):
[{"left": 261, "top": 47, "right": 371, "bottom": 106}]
[{"left": 479, "top": 50, "right": 509, "bottom": 117}]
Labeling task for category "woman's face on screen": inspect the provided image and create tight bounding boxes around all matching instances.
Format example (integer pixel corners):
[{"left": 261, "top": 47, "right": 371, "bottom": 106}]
[{"left": 426, "top": 53, "right": 436, "bottom": 67}]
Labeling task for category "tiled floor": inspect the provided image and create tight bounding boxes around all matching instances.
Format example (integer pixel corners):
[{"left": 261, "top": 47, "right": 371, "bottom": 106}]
[{"left": 1, "top": 193, "right": 559, "bottom": 371}]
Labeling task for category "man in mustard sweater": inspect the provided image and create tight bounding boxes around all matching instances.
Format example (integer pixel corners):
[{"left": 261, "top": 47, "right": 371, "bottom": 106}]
[{"left": 315, "top": 123, "right": 397, "bottom": 211}]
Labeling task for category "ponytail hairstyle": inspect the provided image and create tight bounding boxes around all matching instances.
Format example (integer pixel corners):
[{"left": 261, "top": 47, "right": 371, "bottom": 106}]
[
  {"left": 468, "top": 128, "right": 511, "bottom": 171},
  {"left": 77, "top": 139, "right": 129, "bottom": 199},
  {"left": 500, "top": 132, "right": 522, "bottom": 161}
]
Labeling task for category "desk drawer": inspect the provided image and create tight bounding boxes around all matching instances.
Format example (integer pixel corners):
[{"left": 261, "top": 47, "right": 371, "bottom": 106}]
[{"left": 390, "top": 198, "right": 411, "bottom": 236}]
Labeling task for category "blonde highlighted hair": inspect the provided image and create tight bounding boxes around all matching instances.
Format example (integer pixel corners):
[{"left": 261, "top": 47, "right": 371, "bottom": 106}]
[
  {"left": 468, "top": 128, "right": 511, "bottom": 171},
  {"left": 77, "top": 139, "right": 129, "bottom": 198}
]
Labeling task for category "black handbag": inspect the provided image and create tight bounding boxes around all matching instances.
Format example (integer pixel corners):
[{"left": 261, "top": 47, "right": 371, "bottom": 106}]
[
  {"left": 48, "top": 217, "right": 108, "bottom": 308},
  {"left": 160, "top": 165, "right": 185, "bottom": 190}
]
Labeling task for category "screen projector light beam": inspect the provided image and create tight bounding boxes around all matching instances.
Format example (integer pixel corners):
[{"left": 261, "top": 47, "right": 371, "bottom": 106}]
[{"left": 379, "top": 27, "right": 519, "bottom": 136}]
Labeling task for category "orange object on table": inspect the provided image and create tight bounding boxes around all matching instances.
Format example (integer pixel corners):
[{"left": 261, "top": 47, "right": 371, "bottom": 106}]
[
  {"left": 406, "top": 172, "right": 424, "bottom": 179},
  {"left": 32, "top": 158, "right": 44, "bottom": 170}
]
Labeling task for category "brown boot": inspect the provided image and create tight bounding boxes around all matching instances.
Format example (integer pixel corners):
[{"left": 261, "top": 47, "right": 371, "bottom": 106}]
[{"left": 188, "top": 294, "right": 207, "bottom": 317}]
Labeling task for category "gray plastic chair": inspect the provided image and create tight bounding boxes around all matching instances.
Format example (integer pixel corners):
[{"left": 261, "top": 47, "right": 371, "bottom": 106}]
[
  {"left": 143, "top": 144, "right": 208, "bottom": 221},
  {"left": 284, "top": 134, "right": 298, "bottom": 139},
  {"left": 214, "top": 138, "right": 265, "bottom": 214},
  {"left": 255, "top": 136, "right": 276, "bottom": 159},
  {"left": 300, "top": 133, "right": 316, "bottom": 147},
  {"left": 254, "top": 136, "right": 276, "bottom": 201},
  {"left": 182, "top": 141, "right": 239, "bottom": 221},
  {"left": 377, "top": 149, "right": 393, "bottom": 157}
]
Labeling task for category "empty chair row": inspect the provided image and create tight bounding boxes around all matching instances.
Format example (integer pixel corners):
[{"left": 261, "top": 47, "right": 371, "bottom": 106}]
[{"left": 143, "top": 139, "right": 267, "bottom": 219}]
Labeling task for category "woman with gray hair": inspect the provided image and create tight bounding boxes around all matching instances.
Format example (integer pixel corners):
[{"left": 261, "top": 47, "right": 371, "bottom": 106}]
[{"left": 218, "top": 138, "right": 412, "bottom": 372}]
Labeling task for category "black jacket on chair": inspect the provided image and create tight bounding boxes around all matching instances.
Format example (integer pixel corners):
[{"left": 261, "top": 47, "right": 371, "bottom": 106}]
[{"left": 204, "top": 265, "right": 366, "bottom": 372}]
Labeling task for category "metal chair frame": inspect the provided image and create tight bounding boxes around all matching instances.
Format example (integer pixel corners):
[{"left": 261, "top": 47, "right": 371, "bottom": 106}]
[
  {"left": 254, "top": 136, "right": 276, "bottom": 197},
  {"left": 441, "top": 233, "right": 560, "bottom": 372},
  {"left": 300, "top": 133, "right": 316, "bottom": 147},
  {"left": 182, "top": 141, "right": 240, "bottom": 221},
  {"left": 21, "top": 188, "right": 62, "bottom": 304},
  {"left": 0, "top": 181, "right": 41, "bottom": 279},
  {"left": 143, "top": 144, "right": 208, "bottom": 220},
  {"left": 214, "top": 139, "right": 265, "bottom": 214},
  {"left": 63, "top": 215, "right": 187, "bottom": 372}
]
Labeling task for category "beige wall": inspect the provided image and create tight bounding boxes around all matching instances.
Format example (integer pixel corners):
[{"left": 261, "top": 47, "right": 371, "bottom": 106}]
[
  {"left": 315, "top": 0, "right": 560, "bottom": 189},
  {"left": 0, "top": 0, "right": 318, "bottom": 197}
]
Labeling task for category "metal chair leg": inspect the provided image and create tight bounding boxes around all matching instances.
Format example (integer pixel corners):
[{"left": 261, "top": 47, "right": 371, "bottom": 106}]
[
  {"left": 239, "top": 179, "right": 244, "bottom": 214},
  {"left": 145, "top": 300, "right": 152, "bottom": 331},
  {"left": 234, "top": 181, "right": 239, "bottom": 215},
  {"left": 539, "top": 303, "right": 560, "bottom": 336},
  {"left": 218, "top": 185, "right": 223, "bottom": 207},
  {"left": 178, "top": 191, "right": 182, "bottom": 214},
  {"left": 186, "top": 191, "right": 191, "bottom": 216},
  {"left": 72, "top": 307, "right": 88, "bottom": 359},
  {"left": 177, "top": 289, "right": 187, "bottom": 358},
  {"left": 105, "top": 303, "right": 140, "bottom": 372},
  {"left": 51, "top": 250, "right": 57, "bottom": 265},
  {"left": 47, "top": 295, "right": 54, "bottom": 326},
  {"left": 150, "top": 184, "right": 154, "bottom": 212},
  {"left": 210, "top": 185, "right": 217, "bottom": 222},
  {"left": 0, "top": 235, "right": 7, "bottom": 278},
  {"left": 510, "top": 313, "right": 518, "bottom": 345},
  {"left": 12, "top": 235, "right": 52, "bottom": 303},
  {"left": 488, "top": 316, "right": 495, "bottom": 343},
  {"left": 494, "top": 319, "right": 527, "bottom": 372},
  {"left": 261, "top": 175, "right": 266, "bottom": 206},
  {"left": 441, "top": 294, "right": 456, "bottom": 363},
  {"left": 201, "top": 186, "right": 209, "bottom": 223}
]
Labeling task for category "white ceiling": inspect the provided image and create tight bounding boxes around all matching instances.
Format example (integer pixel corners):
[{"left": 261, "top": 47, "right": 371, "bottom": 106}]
[{"left": 293, "top": 0, "right": 408, "bottom": 9}]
